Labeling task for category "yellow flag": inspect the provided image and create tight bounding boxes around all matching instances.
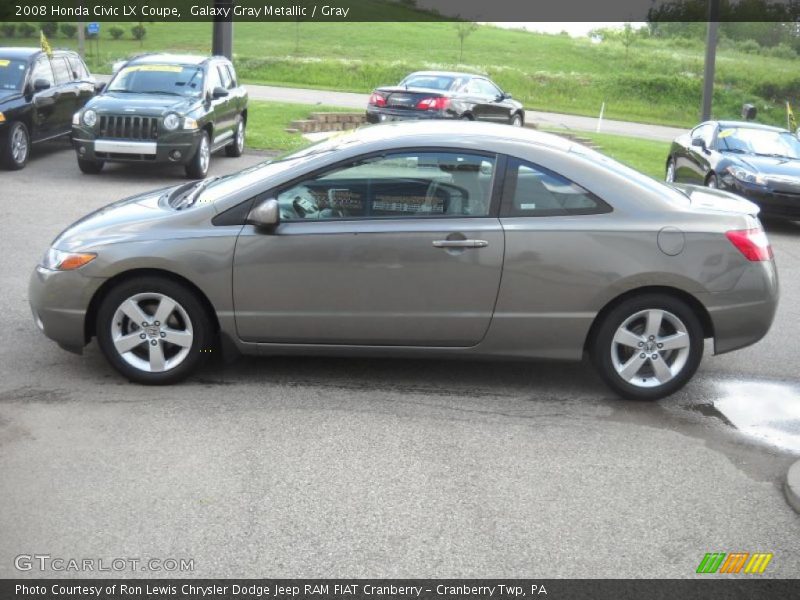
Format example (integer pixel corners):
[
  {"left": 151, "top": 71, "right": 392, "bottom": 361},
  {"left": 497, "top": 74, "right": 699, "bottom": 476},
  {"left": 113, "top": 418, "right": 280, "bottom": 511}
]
[
  {"left": 788, "top": 101, "right": 797, "bottom": 131},
  {"left": 40, "top": 30, "right": 52, "bottom": 58}
]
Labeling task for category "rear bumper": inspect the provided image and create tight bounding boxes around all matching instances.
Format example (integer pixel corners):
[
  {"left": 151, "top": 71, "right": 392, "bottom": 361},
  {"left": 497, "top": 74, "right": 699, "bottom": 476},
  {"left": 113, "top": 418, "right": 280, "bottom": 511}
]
[
  {"left": 703, "top": 259, "right": 779, "bottom": 355},
  {"left": 28, "top": 265, "right": 104, "bottom": 354},
  {"left": 365, "top": 107, "right": 450, "bottom": 124}
]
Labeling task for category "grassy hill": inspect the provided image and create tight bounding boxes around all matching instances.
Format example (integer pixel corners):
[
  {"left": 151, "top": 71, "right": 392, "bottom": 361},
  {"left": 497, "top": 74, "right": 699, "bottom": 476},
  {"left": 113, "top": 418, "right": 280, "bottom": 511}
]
[{"left": 3, "top": 20, "right": 799, "bottom": 128}]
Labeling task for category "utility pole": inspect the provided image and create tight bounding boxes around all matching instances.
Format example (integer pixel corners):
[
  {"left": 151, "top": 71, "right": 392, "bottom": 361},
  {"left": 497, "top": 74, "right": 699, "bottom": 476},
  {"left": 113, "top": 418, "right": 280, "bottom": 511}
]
[
  {"left": 212, "top": 0, "right": 234, "bottom": 58},
  {"left": 701, "top": 0, "right": 720, "bottom": 121},
  {"left": 77, "top": 0, "right": 85, "bottom": 58}
]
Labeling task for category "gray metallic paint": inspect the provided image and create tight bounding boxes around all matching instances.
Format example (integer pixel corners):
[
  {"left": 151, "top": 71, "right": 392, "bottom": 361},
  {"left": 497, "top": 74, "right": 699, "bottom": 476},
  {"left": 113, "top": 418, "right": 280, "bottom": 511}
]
[{"left": 29, "top": 122, "right": 779, "bottom": 364}]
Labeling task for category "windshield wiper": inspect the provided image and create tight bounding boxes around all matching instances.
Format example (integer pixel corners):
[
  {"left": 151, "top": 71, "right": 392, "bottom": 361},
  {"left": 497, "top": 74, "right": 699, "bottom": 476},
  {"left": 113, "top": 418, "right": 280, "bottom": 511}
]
[
  {"left": 171, "top": 177, "right": 220, "bottom": 210},
  {"left": 720, "top": 148, "right": 747, "bottom": 154}
]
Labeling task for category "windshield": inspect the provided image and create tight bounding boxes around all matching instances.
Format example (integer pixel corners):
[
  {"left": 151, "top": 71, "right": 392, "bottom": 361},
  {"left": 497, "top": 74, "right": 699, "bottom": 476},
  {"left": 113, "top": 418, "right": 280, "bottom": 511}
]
[
  {"left": 399, "top": 74, "right": 457, "bottom": 91},
  {"left": 717, "top": 127, "right": 800, "bottom": 159},
  {"left": 108, "top": 64, "right": 203, "bottom": 96},
  {"left": 0, "top": 59, "right": 27, "bottom": 93}
]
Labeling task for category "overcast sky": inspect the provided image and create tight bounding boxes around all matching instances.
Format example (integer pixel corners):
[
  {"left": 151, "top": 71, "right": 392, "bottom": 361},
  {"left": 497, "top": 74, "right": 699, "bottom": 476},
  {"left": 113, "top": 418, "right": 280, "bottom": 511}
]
[{"left": 488, "top": 23, "right": 645, "bottom": 37}]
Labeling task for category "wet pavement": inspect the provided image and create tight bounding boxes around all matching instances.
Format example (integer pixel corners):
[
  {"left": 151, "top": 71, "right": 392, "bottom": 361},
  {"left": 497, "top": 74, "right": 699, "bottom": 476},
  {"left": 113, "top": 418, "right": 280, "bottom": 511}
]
[{"left": 0, "top": 143, "right": 799, "bottom": 578}]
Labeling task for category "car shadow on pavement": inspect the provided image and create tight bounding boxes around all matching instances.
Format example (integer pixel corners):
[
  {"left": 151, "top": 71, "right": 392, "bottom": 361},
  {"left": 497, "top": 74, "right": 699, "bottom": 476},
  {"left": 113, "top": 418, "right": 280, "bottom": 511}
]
[{"left": 761, "top": 216, "right": 800, "bottom": 234}]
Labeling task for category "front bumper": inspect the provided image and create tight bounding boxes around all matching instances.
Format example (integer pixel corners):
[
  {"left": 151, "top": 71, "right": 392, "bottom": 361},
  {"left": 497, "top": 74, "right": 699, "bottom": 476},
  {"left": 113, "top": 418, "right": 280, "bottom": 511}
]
[
  {"left": 725, "top": 181, "right": 800, "bottom": 218},
  {"left": 703, "top": 259, "right": 779, "bottom": 355},
  {"left": 72, "top": 127, "right": 202, "bottom": 165},
  {"left": 28, "top": 265, "right": 105, "bottom": 354}
]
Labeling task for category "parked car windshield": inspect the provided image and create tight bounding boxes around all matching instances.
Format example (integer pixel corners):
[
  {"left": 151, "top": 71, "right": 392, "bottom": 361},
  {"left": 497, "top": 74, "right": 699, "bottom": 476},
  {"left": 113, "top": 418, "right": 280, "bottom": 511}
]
[
  {"left": 717, "top": 127, "right": 800, "bottom": 159},
  {"left": 107, "top": 64, "right": 204, "bottom": 96},
  {"left": 0, "top": 58, "right": 27, "bottom": 94}
]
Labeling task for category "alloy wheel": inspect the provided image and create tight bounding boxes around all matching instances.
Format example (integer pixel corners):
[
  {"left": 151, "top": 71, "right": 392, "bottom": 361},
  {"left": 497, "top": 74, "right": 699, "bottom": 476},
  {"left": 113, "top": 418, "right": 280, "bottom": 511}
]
[
  {"left": 237, "top": 120, "right": 245, "bottom": 153},
  {"left": 199, "top": 136, "right": 210, "bottom": 174},
  {"left": 610, "top": 309, "right": 691, "bottom": 388},
  {"left": 110, "top": 292, "right": 194, "bottom": 373},
  {"left": 11, "top": 125, "right": 29, "bottom": 165}
]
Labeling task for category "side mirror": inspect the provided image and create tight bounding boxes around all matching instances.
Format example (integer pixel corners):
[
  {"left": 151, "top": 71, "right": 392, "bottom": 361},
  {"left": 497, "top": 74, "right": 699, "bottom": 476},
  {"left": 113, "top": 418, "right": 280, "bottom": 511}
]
[
  {"left": 503, "top": 92, "right": 513, "bottom": 100},
  {"left": 691, "top": 138, "right": 706, "bottom": 149},
  {"left": 247, "top": 198, "right": 280, "bottom": 229},
  {"left": 212, "top": 86, "right": 229, "bottom": 99},
  {"left": 95, "top": 82, "right": 106, "bottom": 93},
  {"left": 33, "top": 78, "right": 51, "bottom": 92}
]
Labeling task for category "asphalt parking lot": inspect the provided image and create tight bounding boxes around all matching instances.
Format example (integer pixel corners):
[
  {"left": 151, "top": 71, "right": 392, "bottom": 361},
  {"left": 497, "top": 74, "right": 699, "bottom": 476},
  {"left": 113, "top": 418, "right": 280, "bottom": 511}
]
[{"left": 1, "top": 141, "right": 799, "bottom": 578}]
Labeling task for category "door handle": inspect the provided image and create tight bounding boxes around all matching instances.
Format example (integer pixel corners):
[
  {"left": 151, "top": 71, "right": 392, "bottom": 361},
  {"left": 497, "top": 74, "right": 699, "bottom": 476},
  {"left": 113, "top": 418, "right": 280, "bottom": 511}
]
[{"left": 432, "top": 239, "right": 488, "bottom": 249}]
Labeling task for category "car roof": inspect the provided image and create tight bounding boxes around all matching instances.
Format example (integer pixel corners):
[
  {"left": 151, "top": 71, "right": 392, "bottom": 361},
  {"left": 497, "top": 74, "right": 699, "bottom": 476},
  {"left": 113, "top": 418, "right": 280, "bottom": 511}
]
[
  {"left": 127, "top": 53, "right": 215, "bottom": 67},
  {"left": 304, "top": 120, "right": 573, "bottom": 154},
  {"left": 0, "top": 47, "right": 43, "bottom": 60},
  {"left": 403, "top": 70, "right": 483, "bottom": 80},
  {"left": 715, "top": 120, "right": 788, "bottom": 133}
]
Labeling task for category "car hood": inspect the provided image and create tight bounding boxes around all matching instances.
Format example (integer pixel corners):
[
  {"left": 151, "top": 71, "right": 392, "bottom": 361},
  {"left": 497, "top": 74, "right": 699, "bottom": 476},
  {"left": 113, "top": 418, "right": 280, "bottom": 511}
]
[
  {"left": 86, "top": 92, "right": 201, "bottom": 116},
  {"left": 51, "top": 186, "right": 192, "bottom": 252},
  {"left": 734, "top": 153, "right": 800, "bottom": 177},
  {"left": 0, "top": 91, "right": 22, "bottom": 105}
]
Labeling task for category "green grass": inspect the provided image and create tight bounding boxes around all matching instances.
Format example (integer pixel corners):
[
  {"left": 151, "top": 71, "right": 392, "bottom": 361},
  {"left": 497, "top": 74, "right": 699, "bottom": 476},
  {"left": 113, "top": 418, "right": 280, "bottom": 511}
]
[
  {"left": 245, "top": 101, "right": 352, "bottom": 152},
  {"left": 575, "top": 132, "right": 670, "bottom": 179},
  {"left": 5, "top": 19, "right": 800, "bottom": 128}
]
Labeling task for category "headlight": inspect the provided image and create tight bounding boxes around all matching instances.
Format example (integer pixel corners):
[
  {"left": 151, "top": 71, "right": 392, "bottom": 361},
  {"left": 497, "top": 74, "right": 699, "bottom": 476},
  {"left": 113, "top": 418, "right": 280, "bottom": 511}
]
[
  {"left": 41, "top": 248, "right": 97, "bottom": 271},
  {"left": 163, "top": 113, "right": 181, "bottom": 131},
  {"left": 183, "top": 117, "right": 198, "bottom": 130},
  {"left": 0, "top": 112, "right": 6, "bottom": 123},
  {"left": 83, "top": 109, "right": 97, "bottom": 127},
  {"left": 727, "top": 166, "right": 767, "bottom": 186}
]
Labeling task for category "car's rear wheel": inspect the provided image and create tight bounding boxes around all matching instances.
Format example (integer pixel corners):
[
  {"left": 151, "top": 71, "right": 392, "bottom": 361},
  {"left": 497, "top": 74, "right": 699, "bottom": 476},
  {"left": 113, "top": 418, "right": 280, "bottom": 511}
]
[
  {"left": 511, "top": 113, "right": 523, "bottom": 127},
  {"left": 592, "top": 294, "right": 703, "bottom": 400},
  {"left": 185, "top": 131, "right": 211, "bottom": 179},
  {"left": 665, "top": 158, "right": 675, "bottom": 182},
  {"left": 77, "top": 157, "right": 104, "bottom": 174},
  {"left": 705, "top": 172, "right": 718, "bottom": 188},
  {"left": 1, "top": 121, "right": 30, "bottom": 170},
  {"left": 96, "top": 277, "right": 213, "bottom": 385},
  {"left": 225, "top": 116, "right": 245, "bottom": 157}
]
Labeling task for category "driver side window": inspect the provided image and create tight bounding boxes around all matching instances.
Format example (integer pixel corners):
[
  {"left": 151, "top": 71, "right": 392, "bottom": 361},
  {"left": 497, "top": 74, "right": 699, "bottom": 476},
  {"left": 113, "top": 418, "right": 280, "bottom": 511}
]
[{"left": 276, "top": 151, "right": 496, "bottom": 221}]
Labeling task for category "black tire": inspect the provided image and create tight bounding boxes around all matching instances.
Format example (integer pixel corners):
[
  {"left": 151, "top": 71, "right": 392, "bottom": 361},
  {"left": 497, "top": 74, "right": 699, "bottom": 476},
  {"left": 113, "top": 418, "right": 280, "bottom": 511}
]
[
  {"left": 96, "top": 276, "right": 214, "bottom": 385},
  {"left": 591, "top": 294, "right": 704, "bottom": 401},
  {"left": 77, "top": 157, "right": 104, "bottom": 174},
  {"left": 510, "top": 113, "right": 523, "bottom": 127},
  {"left": 665, "top": 157, "right": 675, "bottom": 182},
  {"left": 185, "top": 131, "right": 211, "bottom": 179},
  {"left": 1, "top": 121, "right": 30, "bottom": 170},
  {"left": 225, "top": 115, "right": 245, "bottom": 157},
  {"left": 705, "top": 172, "right": 719, "bottom": 189}
]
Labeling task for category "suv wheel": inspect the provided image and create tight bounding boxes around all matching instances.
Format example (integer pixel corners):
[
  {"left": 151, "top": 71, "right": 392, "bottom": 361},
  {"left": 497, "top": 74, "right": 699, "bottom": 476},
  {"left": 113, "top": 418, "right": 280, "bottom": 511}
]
[
  {"left": 591, "top": 294, "right": 703, "bottom": 400},
  {"left": 1, "top": 121, "right": 30, "bottom": 170},
  {"left": 185, "top": 131, "right": 211, "bottom": 179},
  {"left": 225, "top": 116, "right": 245, "bottom": 157},
  {"left": 511, "top": 113, "right": 523, "bottom": 127},
  {"left": 77, "top": 157, "right": 104, "bottom": 174},
  {"left": 96, "top": 276, "right": 213, "bottom": 385}
]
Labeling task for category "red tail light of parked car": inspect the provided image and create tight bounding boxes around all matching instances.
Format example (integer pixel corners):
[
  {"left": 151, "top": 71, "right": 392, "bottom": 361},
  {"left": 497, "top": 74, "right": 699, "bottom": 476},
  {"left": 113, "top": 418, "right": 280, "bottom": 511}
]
[{"left": 416, "top": 97, "right": 451, "bottom": 111}]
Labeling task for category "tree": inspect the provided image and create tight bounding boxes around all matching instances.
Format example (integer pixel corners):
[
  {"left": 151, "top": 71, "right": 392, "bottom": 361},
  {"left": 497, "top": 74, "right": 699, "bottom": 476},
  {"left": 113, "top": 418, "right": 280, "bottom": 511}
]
[
  {"left": 41, "top": 22, "right": 59, "bottom": 38},
  {"left": 621, "top": 22, "right": 636, "bottom": 60},
  {"left": 59, "top": 23, "right": 77, "bottom": 39},
  {"left": 455, "top": 21, "right": 478, "bottom": 63}
]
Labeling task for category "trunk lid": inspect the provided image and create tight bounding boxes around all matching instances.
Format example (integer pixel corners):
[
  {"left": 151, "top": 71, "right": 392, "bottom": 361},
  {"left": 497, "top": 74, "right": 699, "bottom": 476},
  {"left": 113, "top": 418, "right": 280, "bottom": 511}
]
[
  {"left": 372, "top": 86, "right": 448, "bottom": 111},
  {"left": 669, "top": 183, "right": 760, "bottom": 216}
]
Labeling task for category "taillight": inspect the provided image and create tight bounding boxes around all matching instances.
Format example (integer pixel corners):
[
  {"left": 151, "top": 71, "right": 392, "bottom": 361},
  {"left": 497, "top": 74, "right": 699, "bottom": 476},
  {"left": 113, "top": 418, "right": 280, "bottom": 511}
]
[
  {"left": 368, "top": 93, "right": 386, "bottom": 107},
  {"left": 416, "top": 97, "right": 450, "bottom": 111},
  {"left": 725, "top": 228, "right": 773, "bottom": 261}
]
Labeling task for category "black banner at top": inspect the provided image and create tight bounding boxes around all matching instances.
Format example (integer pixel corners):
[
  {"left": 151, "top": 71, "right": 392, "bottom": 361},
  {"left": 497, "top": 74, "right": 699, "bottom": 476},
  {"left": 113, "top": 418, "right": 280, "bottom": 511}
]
[{"left": 2, "top": 0, "right": 800, "bottom": 22}]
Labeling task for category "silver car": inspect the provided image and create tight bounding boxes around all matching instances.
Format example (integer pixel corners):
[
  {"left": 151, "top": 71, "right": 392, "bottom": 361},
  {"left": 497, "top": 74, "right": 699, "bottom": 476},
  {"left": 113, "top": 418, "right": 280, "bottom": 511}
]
[{"left": 29, "top": 122, "right": 778, "bottom": 400}]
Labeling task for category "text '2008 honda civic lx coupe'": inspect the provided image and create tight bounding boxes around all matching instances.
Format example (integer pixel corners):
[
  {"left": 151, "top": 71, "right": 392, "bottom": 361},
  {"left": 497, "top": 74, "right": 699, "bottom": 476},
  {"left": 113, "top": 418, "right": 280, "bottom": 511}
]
[{"left": 29, "top": 122, "right": 778, "bottom": 400}]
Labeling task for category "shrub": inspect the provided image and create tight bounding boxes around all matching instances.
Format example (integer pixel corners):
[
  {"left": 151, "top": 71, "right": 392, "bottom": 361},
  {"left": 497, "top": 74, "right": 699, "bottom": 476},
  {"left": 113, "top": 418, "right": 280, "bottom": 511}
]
[
  {"left": 41, "top": 22, "right": 58, "bottom": 37},
  {"left": 0, "top": 23, "right": 15, "bottom": 38},
  {"left": 59, "top": 23, "right": 77, "bottom": 38},
  {"left": 109, "top": 26, "right": 125, "bottom": 40},
  {"left": 131, "top": 24, "right": 146, "bottom": 40},
  {"left": 763, "top": 43, "right": 796, "bottom": 60},
  {"left": 17, "top": 23, "right": 36, "bottom": 38},
  {"left": 738, "top": 39, "right": 761, "bottom": 54}
]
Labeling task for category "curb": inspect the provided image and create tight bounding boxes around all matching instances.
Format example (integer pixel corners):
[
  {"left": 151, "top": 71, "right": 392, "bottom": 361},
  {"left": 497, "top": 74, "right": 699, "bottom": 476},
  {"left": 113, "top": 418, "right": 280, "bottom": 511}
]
[{"left": 785, "top": 460, "right": 800, "bottom": 514}]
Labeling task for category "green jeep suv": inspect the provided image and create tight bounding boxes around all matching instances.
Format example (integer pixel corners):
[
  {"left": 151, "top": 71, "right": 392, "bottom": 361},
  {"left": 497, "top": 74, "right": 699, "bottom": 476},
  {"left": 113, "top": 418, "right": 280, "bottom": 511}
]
[{"left": 72, "top": 53, "right": 248, "bottom": 178}]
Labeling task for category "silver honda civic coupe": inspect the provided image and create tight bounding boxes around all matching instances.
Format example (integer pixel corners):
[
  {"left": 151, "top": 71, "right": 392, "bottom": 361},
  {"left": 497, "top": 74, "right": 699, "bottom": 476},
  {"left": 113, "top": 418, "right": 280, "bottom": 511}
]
[{"left": 29, "top": 121, "right": 778, "bottom": 400}]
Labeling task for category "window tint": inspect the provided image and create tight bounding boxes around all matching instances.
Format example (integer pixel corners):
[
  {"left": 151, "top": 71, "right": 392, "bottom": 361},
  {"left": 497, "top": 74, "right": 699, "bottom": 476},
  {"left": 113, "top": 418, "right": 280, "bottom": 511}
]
[
  {"left": 30, "top": 59, "right": 54, "bottom": 87},
  {"left": 51, "top": 57, "right": 72, "bottom": 84},
  {"left": 475, "top": 79, "right": 502, "bottom": 97},
  {"left": 224, "top": 64, "right": 237, "bottom": 88},
  {"left": 217, "top": 64, "right": 233, "bottom": 89},
  {"left": 502, "top": 159, "right": 611, "bottom": 217},
  {"left": 691, "top": 123, "right": 715, "bottom": 147},
  {"left": 206, "top": 64, "right": 222, "bottom": 92},
  {"left": 67, "top": 56, "right": 90, "bottom": 80},
  {"left": 276, "top": 151, "right": 496, "bottom": 220}
]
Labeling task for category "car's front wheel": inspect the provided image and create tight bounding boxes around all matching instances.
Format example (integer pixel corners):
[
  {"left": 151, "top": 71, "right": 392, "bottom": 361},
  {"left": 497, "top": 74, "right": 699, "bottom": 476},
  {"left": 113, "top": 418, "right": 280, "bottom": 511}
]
[
  {"left": 96, "top": 276, "right": 213, "bottom": 384},
  {"left": 225, "top": 116, "right": 245, "bottom": 157},
  {"left": 185, "top": 131, "right": 211, "bottom": 179},
  {"left": 591, "top": 294, "right": 703, "bottom": 400},
  {"left": 77, "top": 157, "right": 104, "bottom": 174},
  {"left": 511, "top": 113, "right": 523, "bottom": 127},
  {"left": 705, "top": 172, "right": 718, "bottom": 188},
  {"left": 1, "top": 121, "right": 30, "bottom": 170}
]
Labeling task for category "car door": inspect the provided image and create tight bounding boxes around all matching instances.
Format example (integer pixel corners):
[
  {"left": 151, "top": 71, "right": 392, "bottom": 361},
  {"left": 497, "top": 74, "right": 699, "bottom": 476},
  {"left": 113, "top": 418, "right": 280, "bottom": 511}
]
[
  {"left": 206, "top": 63, "right": 236, "bottom": 146},
  {"left": 67, "top": 54, "right": 96, "bottom": 111},
  {"left": 683, "top": 123, "right": 717, "bottom": 184},
  {"left": 475, "top": 78, "right": 511, "bottom": 122},
  {"left": 27, "top": 57, "right": 58, "bottom": 141},
  {"left": 462, "top": 78, "right": 496, "bottom": 122},
  {"left": 48, "top": 55, "right": 80, "bottom": 136},
  {"left": 232, "top": 149, "right": 505, "bottom": 346}
]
